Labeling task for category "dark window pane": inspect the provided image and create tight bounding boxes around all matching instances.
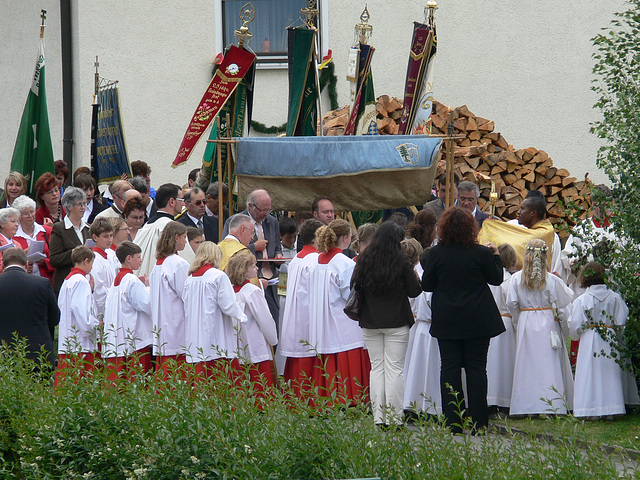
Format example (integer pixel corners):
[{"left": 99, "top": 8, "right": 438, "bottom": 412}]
[{"left": 222, "top": 0, "right": 312, "bottom": 62}]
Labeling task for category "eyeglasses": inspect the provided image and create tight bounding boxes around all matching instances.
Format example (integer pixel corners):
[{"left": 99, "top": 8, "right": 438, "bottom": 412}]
[
  {"left": 119, "top": 226, "right": 131, "bottom": 232},
  {"left": 189, "top": 200, "right": 206, "bottom": 206},
  {"left": 44, "top": 187, "right": 60, "bottom": 196},
  {"left": 175, "top": 197, "right": 185, "bottom": 203},
  {"left": 252, "top": 204, "right": 272, "bottom": 215},
  {"left": 75, "top": 202, "right": 87, "bottom": 208}
]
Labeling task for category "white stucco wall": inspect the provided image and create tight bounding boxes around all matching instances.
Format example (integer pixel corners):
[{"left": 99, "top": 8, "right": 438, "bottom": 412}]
[{"left": 1, "top": 1, "right": 628, "bottom": 188}]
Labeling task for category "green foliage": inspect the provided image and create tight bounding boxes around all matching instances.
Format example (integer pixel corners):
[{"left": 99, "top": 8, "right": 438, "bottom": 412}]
[
  {"left": 0, "top": 344, "right": 633, "bottom": 479},
  {"left": 591, "top": 1, "right": 640, "bottom": 375}
]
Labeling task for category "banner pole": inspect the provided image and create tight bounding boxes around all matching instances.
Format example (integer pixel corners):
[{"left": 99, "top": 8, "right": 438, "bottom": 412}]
[
  {"left": 216, "top": 117, "right": 225, "bottom": 235},
  {"left": 445, "top": 111, "right": 455, "bottom": 209}
]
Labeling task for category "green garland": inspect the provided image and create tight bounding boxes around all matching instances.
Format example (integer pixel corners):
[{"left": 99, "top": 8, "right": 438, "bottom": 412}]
[{"left": 250, "top": 61, "right": 339, "bottom": 134}]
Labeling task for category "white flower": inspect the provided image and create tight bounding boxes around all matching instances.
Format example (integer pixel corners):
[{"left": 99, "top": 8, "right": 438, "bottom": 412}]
[{"left": 190, "top": 455, "right": 200, "bottom": 464}]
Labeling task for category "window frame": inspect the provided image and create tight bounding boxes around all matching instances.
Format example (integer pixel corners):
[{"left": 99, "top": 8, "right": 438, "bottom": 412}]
[{"left": 214, "top": 0, "right": 329, "bottom": 70}]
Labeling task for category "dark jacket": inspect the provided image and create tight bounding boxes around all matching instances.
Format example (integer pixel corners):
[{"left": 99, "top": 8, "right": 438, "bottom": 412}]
[
  {"left": 49, "top": 220, "right": 90, "bottom": 295},
  {"left": 0, "top": 266, "right": 60, "bottom": 366},
  {"left": 177, "top": 214, "right": 218, "bottom": 243},
  {"left": 422, "top": 243, "right": 505, "bottom": 339},
  {"left": 355, "top": 258, "right": 422, "bottom": 330},
  {"left": 87, "top": 198, "right": 108, "bottom": 224}
]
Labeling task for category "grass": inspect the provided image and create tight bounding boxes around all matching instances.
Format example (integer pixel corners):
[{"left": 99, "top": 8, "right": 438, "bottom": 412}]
[{"left": 494, "top": 410, "right": 640, "bottom": 451}]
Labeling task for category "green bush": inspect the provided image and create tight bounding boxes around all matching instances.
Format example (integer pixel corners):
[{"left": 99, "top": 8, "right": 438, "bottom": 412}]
[{"left": 0, "top": 342, "right": 634, "bottom": 479}]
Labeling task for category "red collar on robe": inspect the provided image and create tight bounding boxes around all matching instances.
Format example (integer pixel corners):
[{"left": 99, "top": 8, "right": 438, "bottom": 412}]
[
  {"left": 233, "top": 279, "right": 250, "bottom": 293},
  {"left": 65, "top": 267, "right": 87, "bottom": 280},
  {"left": 297, "top": 245, "right": 317, "bottom": 259},
  {"left": 156, "top": 256, "right": 167, "bottom": 265},
  {"left": 318, "top": 247, "right": 343, "bottom": 265},
  {"left": 192, "top": 263, "right": 214, "bottom": 277},
  {"left": 92, "top": 247, "right": 108, "bottom": 259},
  {"left": 593, "top": 217, "right": 612, "bottom": 228},
  {"left": 110, "top": 244, "right": 117, "bottom": 251},
  {"left": 114, "top": 268, "right": 133, "bottom": 286}
]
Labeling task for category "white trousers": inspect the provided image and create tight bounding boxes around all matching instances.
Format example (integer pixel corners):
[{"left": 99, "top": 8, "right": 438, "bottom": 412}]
[{"left": 362, "top": 326, "right": 410, "bottom": 425}]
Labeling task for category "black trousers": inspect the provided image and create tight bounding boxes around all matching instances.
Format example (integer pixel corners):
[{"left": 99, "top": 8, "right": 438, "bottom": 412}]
[{"left": 437, "top": 337, "right": 491, "bottom": 433}]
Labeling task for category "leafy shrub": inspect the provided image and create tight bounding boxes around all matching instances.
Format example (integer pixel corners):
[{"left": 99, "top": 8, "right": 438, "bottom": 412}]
[{"left": 0, "top": 342, "right": 633, "bottom": 479}]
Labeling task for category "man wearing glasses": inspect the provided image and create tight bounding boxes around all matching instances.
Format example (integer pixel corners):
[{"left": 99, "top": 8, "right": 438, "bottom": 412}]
[
  {"left": 177, "top": 187, "right": 217, "bottom": 242},
  {"left": 223, "top": 189, "right": 284, "bottom": 324}
]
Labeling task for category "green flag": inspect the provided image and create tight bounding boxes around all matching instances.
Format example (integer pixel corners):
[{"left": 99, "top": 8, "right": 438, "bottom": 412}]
[
  {"left": 286, "top": 27, "right": 318, "bottom": 137},
  {"left": 11, "top": 36, "right": 55, "bottom": 197}
]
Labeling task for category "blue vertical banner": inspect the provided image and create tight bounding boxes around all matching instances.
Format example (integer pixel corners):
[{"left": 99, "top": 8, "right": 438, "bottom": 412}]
[{"left": 95, "top": 85, "right": 131, "bottom": 184}]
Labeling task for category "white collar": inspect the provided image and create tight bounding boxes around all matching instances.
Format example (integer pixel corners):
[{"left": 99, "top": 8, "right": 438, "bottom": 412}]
[
  {"left": 187, "top": 213, "right": 203, "bottom": 226},
  {"left": 16, "top": 222, "right": 45, "bottom": 240},
  {"left": 64, "top": 215, "right": 88, "bottom": 231}
]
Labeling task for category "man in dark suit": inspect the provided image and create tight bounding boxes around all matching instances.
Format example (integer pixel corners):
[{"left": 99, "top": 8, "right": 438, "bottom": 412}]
[
  {"left": 458, "top": 180, "right": 490, "bottom": 229},
  {"left": 423, "top": 172, "right": 460, "bottom": 220},
  {"left": 205, "top": 182, "right": 229, "bottom": 243},
  {"left": 130, "top": 176, "right": 158, "bottom": 222},
  {"left": 222, "top": 189, "right": 283, "bottom": 323},
  {"left": 176, "top": 187, "right": 217, "bottom": 242},
  {"left": 0, "top": 248, "right": 59, "bottom": 369}
]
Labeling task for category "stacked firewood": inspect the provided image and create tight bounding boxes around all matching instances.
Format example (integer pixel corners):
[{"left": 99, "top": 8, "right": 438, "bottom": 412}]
[{"left": 322, "top": 97, "right": 592, "bottom": 227}]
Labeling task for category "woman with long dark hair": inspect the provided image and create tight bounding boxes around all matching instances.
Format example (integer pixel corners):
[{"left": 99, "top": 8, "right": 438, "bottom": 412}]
[
  {"left": 422, "top": 206, "right": 504, "bottom": 433},
  {"left": 351, "top": 221, "right": 422, "bottom": 427}
]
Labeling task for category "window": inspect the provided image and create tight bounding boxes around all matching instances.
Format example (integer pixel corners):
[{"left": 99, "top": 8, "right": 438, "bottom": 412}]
[{"left": 215, "top": 0, "right": 328, "bottom": 68}]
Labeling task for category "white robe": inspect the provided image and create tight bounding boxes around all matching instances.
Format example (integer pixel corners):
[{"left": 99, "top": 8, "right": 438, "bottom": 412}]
[
  {"left": 134, "top": 216, "right": 195, "bottom": 277},
  {"left": 561, "top": 220, "right": 617, "bottom": 298},
  {"left": 279, "top": 250, "right": 319, "bottom": 357},
  {"left": 182, "top": 266, "right": 246, "bottom": 363},
  {"left": 486, "top": 270, "right": 516, "bottom": 407},
  {"left": 236, "top": 282, "right": 278, "bottom": 364},
  {"left": 506, "top": 271, "right": 575, "bottom": 415},
  {"left": 307, "top": 251, "right": 365, "bottom": 354},
  {"left": 149, "top": 254, "right": 190, "bottom": 356},
  {"left": 403, "top": 282, "right": 441, "bottom": 415},
  {"left": 90, "top": 250, "right": 115, "bottom": 318},
  {"left": 58, "top": 273, "right": 99, "bottom": 354},
  {"left": 103, "top": 272, "right": 153, "bottom": 357},
  {"left": 569, "top": 284, "right": 640, "bottom": 417}
]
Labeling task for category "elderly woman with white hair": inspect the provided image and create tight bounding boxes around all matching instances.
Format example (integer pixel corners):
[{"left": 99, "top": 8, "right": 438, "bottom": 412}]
[
  {"left": 12, "top": 195, "right": 55, "bottom": 282},
  {"left": 0, "top": 207, "right": 21, "bottom": 273},
  {"left": 49, "top": 187, "right": 90, "bottom": 294}
]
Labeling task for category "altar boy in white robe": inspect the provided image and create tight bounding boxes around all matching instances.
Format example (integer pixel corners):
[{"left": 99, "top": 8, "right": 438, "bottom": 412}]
[
  {"left": 403, "top": 247, "right": 441, "bottom": 416},
  {"left": 569, "top": 261, "right": 640, "bottom": 418},
  {"left": 104, "top": 241, "right": 153, "bottom": 382},
  {"left": 486, "top": 243, "right": 518, "bottom": 411},
  {"left": 55, "top": 246, "right": 99, "bottom": 386}
]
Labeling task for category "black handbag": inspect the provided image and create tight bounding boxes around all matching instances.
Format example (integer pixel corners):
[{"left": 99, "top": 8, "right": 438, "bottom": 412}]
[{"left": 343, "top": 285, "right": 363, "bottom": 320}]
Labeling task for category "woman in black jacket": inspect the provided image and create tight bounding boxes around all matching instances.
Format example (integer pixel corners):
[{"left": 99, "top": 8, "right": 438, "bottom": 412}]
[
  {"left": 351, "top": 222, "right": 422, "bottom": 427},
  {"left": 422, "top": 206, "right": 504, "bottom": 433}
]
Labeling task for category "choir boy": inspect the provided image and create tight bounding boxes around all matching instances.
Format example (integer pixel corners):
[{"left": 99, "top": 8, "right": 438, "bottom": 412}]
[
  {"left": 103, "top": 241, "right": 153, "bottom": 382},
  {"left": 55, "top": 245, "right": 99, "bottom": 385}
]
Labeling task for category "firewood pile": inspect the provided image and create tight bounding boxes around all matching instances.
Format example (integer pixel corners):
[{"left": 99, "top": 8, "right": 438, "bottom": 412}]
[{"left": 322, "top": 96, "right": 592, "bottom": 228}]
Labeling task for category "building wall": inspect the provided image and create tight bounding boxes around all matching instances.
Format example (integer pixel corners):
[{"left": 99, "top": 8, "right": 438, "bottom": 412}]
[{"left": 1, "top": 1, "right": 627, "bottom": 189}]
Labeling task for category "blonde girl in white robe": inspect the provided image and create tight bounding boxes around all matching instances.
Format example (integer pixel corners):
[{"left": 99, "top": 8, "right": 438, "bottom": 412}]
[
  {"left": 569, "top": 261, "right": 640, "bottom": 418},
  {"left": 506, "top": 238, "right": 574, "bottom": 415},
  {"left": 182, "top": 241, "right": 245, "bottom": 381},
  {"left": 226, "top": 249, "right": 278, "bottom": 390},
  {"left": 149, "top": 221, "right": 189, "bottom": 378}
]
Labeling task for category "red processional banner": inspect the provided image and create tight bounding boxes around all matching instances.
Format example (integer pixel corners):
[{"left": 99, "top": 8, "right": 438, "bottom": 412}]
[
  {"left": 397, "top": 22, "right": 433, "bottom": 135},
  {"left": 172, "top": 45, "right": 256, "bottom": 167}
]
